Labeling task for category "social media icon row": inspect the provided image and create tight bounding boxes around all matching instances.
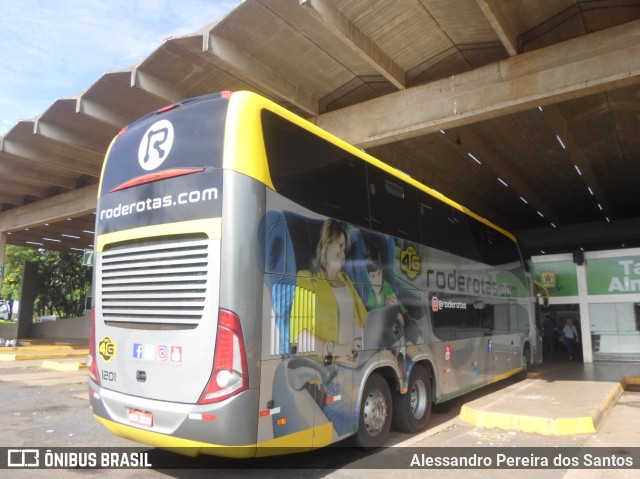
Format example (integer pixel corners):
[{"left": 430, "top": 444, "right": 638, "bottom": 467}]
[{"left": 132, "top": 343, "right": 182, "bottom": 363}]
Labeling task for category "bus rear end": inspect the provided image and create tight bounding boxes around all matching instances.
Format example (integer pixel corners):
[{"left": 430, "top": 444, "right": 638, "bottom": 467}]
[{"left": 89, "top": 93, "right": 260, "bottom": 457}]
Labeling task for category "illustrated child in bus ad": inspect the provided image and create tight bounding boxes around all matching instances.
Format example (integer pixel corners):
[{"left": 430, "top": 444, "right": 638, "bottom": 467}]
[
  {"left": 365, "top": 243, "right": 408, "bottom": 369},
  {"left": 291, "top": 219, "right": 367, "bottom": 435},
  {"left": 365, "top": 244, "right": 405, "bottom": 318}
]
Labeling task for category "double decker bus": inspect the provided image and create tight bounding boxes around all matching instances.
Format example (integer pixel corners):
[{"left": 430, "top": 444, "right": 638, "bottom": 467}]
[{"left": 89, "top": 90, "right": 540, "bottom": 457}]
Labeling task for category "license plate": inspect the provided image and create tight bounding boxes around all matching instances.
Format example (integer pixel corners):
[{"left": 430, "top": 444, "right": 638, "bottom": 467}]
[{"left": 127, "top": 408, "right": 153, "bottom": 427}]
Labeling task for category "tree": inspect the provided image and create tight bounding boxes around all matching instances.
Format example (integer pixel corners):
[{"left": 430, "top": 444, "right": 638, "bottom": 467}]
[
  {"left": 0, "top": 246, "right": 34, "bottom": 320},
  {"left": 1, "top": 246, "right": 91, "bottom": 320}
]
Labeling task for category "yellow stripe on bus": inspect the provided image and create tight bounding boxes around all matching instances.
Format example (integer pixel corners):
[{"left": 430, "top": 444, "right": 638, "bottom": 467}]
[
  {"left": 94, "top": 415, "right": 334, "bottom": 458},
  {"left": 95, "top": 218, "right": 221, "bottom": 252}
]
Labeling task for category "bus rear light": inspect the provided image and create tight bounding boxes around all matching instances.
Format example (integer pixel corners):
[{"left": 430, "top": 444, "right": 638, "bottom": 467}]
[
  {"left": 88, "top": 309, "right": 100, "bottom": 386},
  {"left": 157, "top": 103, "right": 180, "bottom": 114},
  {"left": 198, "top": 309, "right": 248, "bottom": 404},
  {"left": 110, "top": 168, "right": 205, "bottom": 192}
]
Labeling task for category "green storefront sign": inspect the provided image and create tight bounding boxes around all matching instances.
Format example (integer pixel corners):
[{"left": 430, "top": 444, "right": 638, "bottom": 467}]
[
  {"left": 533, "top": 261, "right": 579, "bottom": 297},
  {"left": 587, "top": 256, "right": 640, "bottom": 295}
]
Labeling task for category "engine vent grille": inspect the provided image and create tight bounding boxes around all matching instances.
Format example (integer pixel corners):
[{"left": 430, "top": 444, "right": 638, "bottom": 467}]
[{"left": 99, "top": 238, "right": 211, "bottom": 326}]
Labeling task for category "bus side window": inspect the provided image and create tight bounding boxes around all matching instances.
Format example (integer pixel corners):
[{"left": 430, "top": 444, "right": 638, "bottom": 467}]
[
  {"left": 367, "top": 167, "right": 420, "bottom": 242},
  {"left": 475, "top": 221, "right": 517, "bottom": 266},
  {"left": 451, "top": 209, "right": 482, "bottom": 263},
  {"left": 262, "top": 110, "right": 370, "bottom": 229},
  {"left": 418, "top": 193, "right": 455, "bottom": 254}
]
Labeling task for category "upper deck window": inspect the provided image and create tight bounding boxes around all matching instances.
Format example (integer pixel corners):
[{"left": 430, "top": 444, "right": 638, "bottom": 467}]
[{"left": 262, "top": 110, "right": 370, "bottom": 229}]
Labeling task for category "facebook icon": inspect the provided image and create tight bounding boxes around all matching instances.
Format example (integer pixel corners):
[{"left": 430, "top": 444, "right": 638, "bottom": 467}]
[{"left": 133, "top": 343, "right": 143, "bottom": 359}]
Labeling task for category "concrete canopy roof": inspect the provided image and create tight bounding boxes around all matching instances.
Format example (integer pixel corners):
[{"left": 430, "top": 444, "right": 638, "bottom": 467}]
[{"left": 2, "top": 0, "right": 640, "bottom": 255}]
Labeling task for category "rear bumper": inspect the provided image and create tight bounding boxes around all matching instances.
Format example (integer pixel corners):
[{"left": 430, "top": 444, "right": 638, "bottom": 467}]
[{"left": 89, "top": 379, "right": 260, "bottom": 457}]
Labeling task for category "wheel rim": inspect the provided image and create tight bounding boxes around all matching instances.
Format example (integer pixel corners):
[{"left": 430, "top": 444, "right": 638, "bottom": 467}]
[
  {"left": 411, "top": 379, "right": 428, "bottom": 420},
  {"left": 363, "top": 389, "right": 388, "bottom": 436}
]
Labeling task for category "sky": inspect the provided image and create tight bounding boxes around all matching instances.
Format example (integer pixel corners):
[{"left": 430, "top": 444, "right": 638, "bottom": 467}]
[{"left": 0, "top": 0, "right": 242, "bottom": 135}]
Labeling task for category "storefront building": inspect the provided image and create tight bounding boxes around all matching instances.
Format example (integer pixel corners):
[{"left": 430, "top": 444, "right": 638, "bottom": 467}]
[{"left": 532, "top": 248, "right": 640, "bottom": 363}]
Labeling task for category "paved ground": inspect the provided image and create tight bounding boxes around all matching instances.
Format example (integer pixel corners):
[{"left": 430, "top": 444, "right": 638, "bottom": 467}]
[{"left": 0, "top": 343, "right": 638, "bottom": 478}]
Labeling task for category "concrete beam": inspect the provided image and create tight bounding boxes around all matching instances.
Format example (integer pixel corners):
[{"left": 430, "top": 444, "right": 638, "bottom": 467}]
[
  {"left": 0, "top": 141, "right": 98, "bottom": 177},
  {"left": 0, "top": 156, "right": 77, "bottom": 191},
  {"left": 131, "top": 69, "right": 180, "bottom": 103},
  {"left": 301, "top": 0, "right": 407, "bottom": 90},
  {"left": 445, "top": 126, "right": 561, "bottom": 225},
  {"left": 476, "top": 0, "right": 519, "bottom": 56},
  {"left": 33, "top": 120, "right": 108, "bottom": 156},
  {"left": 540, "top": 105, "right": 610, "bottom": 219},
  {"left": 517, "top": 216, "right": 640, "bottom": 251},
  {"left": 0, "top": 185, "right": 98, "bottom": 233},
  {"left": 76, "top": 98, "right": 130, "bottom": 129},
  {"left": 0, "top": 192, "right": 24, "bottom": 206},
  {"left": 314, "top": 19, "right": 640, "bottom": 148},
  {"left": 204, "top": 32, "right": 319, "bottom": 116}
]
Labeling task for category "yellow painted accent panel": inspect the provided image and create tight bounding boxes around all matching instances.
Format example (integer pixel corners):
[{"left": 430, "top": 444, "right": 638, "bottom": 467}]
[
  {"left": 97, "top": 135, "right": 118, "bottom": 198},
  {"left": 254, "top": 429, "right": 314, "bottom": 457},
  {"left": 224, "top": 91, "right": 274, "bottom": 190},
  {"left": 96, "top": 218, "right": 221, "bottom": 252},
  {"left": 311, "top": 422, "right": 335, "bottom": 448},
  {"left": 253, "top": 423, "right": 334, "bottom": 456}
]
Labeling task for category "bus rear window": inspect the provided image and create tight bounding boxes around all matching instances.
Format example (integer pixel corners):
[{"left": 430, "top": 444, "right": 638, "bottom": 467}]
[{"left": 100, "top": 94, "right": 228, "bottom": 196}]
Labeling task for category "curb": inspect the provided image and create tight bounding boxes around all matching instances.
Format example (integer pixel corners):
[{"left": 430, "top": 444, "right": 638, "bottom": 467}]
[
  {"left": 459, "top": 377, "right": 637, "bottom": 436},
  {"left": 0, "top": 350, "right": 88, "bottom": 361},
  {"left": 41, "top": 360, "right": 88, "bottom": 371}
]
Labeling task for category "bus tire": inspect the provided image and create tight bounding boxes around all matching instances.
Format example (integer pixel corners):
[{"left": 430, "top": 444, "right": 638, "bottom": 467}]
[
  {"left": 353, "top": 373, "right": 392, "bottom": 448},
  {"left": 517, "top": 344, "right": 531, "bottom": 381},
  {"left": 392, "top": 364, "right": 432, "bottom": 433}
]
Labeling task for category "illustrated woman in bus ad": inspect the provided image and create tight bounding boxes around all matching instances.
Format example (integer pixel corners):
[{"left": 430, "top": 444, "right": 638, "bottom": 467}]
[
  {"left": 291, "top": 219, "right": 367, "bottom": 435},
  {"left": 293, "top": 219, "right": 367, "bottom": 363}
]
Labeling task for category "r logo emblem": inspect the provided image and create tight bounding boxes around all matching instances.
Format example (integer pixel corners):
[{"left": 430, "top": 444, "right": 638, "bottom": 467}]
[{"left": 138, "top": 119, "right": 174, "bottom": 171}]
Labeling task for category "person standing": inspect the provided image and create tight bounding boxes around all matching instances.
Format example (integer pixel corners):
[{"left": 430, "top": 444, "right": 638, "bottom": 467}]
[{"left": 563, "top": 319, "right": 580, "bottom": 361}]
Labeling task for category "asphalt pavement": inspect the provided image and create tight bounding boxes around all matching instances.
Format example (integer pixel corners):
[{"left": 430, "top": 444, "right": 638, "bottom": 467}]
[{"left": 0, "top": 342, "right": 639, "bottom": 478}]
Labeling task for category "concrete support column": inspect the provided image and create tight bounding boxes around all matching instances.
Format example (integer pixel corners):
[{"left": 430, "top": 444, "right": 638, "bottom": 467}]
[
  {"left": 575, "top": 262, "right": 593, "bottom": 363},
  {"left": 16, "top": 261, "right": 38, "bottom": 340},
  {"left": 0, "top": 232, "right": 6, "bottom": 287}
]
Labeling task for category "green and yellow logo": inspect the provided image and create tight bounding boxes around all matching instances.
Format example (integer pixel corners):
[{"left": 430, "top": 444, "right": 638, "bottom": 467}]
[
  {"left": 400, "top": 245, "right": 421, "bottom": 280},
  {"left": 98, "top": 336, "right": 116, "bottom": 362}
]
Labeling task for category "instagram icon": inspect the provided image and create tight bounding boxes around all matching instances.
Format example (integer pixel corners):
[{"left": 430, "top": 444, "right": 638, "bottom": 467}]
[{"left": 157, "top": 345, "right": 168, "bottom": 361}]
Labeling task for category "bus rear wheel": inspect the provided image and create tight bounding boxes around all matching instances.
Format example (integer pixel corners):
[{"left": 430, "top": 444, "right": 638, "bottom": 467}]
[
  {"left": 353, "top": 373, "right": 392, "bottom": 448},
  {"left": 392, "top": 364, "right": 432, "bottom": 433},
  {"left": 517, "top": 344, "right": 531, "bottom": 381}
]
